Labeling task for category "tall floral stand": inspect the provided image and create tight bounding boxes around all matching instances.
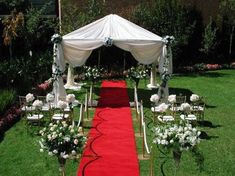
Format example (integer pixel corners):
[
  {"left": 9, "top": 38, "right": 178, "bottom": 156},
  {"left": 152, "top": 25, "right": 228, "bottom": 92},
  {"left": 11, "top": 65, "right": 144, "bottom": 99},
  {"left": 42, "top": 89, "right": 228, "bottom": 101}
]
[
  {"left": 173, "top": 149, "right": 182, "bottom": 176},
  {"left": 58, "top": 156, "right": 66, "bottom": 176}
]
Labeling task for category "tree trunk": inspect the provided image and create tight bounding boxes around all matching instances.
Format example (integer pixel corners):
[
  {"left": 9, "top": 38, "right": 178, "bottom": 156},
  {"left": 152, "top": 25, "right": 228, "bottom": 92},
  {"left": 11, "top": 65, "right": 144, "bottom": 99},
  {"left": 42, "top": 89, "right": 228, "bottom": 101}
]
[{"left": 229, "top": 25, "right": 234, "bottom": 57}]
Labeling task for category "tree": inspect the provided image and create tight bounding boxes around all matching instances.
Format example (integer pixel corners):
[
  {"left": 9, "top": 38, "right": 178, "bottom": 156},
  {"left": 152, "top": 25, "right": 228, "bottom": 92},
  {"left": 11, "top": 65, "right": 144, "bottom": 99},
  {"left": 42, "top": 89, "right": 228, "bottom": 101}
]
[
  {"left": 2, "top": 9, "right": 24, "bottom": 59},
  {"left": 220, "top": 0, "right": 235, "bottom": 57},
  {"left": 200, "top": 17, "right": 218, "bottom": 62}
]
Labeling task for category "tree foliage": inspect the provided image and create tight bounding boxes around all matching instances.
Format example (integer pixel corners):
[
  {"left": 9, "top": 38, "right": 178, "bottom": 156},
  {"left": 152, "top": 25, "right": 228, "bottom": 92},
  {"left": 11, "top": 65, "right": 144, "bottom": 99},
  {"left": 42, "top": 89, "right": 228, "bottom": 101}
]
[
  {"left": 219, "top": 0, "right": 235, "bottom": 56},
  {"left": 132, "top": 0, "right": 202, "bottom": 66},
  {"left": 200, "top": 17, "right": 218, "bottom": 56},
  {"left": 61, "top": 0, "right": 103, "bottom": 34}
]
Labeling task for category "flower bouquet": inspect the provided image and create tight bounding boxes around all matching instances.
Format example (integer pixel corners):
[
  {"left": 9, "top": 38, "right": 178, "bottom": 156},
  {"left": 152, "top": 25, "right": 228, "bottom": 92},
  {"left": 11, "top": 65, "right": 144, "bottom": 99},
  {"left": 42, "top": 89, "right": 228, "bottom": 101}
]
[
  {"left": 39, "top": 121, "right": 86, "bottom": 176},
  {"left": 152, "top": 121, "right": 203, "bottom": 174},
  {"left": 51, "top": 34, "right": 62, "bottom": 44},
  {"left": 83, "top": 66, "right": 102, "bottom": 83},
  {"left": 127, "top": 64, "right": 149, "bottom": 87},
  {"left": 83, "top": 66, "right": 103, "bottom": 107}
]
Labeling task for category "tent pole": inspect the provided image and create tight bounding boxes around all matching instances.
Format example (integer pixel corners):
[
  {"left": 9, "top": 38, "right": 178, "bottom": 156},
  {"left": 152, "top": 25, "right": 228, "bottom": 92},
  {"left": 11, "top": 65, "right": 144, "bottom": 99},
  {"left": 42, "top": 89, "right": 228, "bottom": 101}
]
[
  {"left": 150, "top": 62, "right": 157, "bottom": 87},
  {"left": 65, "top": 65, "right": 75, "bottom": 87},
  {"left": 58, "top": 0, "right": 62, "bottom": 33}
]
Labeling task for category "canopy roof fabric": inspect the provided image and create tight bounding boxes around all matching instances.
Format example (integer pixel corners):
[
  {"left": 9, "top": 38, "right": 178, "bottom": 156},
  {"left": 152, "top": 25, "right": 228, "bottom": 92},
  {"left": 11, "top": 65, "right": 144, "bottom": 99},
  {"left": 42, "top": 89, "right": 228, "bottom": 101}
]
[{"left": 61, "top": 14, "right": 165, "bottom": 67}]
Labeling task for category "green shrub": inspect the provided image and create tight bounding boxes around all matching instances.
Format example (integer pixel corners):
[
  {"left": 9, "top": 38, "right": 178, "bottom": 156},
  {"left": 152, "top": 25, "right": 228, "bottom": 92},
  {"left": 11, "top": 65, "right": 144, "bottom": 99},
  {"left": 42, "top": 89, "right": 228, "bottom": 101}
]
[{"left": 0, "top": 89, "right": 16, "bottom": 116}]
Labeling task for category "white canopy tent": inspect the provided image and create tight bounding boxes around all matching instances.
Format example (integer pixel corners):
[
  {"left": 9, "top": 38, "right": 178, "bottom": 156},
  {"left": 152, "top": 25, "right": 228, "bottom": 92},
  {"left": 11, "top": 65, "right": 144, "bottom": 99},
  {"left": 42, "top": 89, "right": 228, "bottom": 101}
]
[{"left": 52, "top": 14, "right": 172, "bottom": 106}]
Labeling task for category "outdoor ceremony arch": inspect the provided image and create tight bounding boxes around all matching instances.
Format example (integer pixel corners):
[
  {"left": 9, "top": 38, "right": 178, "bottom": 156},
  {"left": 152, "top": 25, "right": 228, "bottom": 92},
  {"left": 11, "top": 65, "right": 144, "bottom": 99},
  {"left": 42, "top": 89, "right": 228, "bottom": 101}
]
[{"left": 52, "top": 14, "right": 172, "bottom": 106}]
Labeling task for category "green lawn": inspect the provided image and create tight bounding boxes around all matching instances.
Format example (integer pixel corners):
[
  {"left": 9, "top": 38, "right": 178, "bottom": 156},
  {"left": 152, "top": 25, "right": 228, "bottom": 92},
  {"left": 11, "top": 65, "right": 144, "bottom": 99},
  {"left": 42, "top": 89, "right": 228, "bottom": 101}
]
[{"left": 0, "top": 69, "right": 235, "bottom": 175}]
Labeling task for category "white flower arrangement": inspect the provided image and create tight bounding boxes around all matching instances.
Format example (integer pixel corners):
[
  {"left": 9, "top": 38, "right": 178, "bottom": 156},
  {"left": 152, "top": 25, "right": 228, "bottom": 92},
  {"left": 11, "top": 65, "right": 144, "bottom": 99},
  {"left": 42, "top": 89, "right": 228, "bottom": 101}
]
[
  {"left": 66, "top": 94, "right": 76, "bottom": 104},
  {"left": 32, "top": 100, "right": 43, "bottom": 109},
  {"left": 180, "top": 103, "right": 191, "bottom": 113},
  {"left": 51, "top": 34, "right": 62, "bottom": 44},
  {"left": 168, "top": 95, "right": 176, "bottom": 104},
  {"left": 46, "top": 93, "right": 55, "bottom": 103},
  {"left": 83, "top": 66, "right": 102, "bottom": 81},
  {"left": 150, "top": 94, "right": 160, "bottom": 103},
  {"left": 190, "top": 94, "right": 200, "bottom": 102},
  {"left": 127, "top": 65, "right": 149, "bottom": 81},
  {"left": 58, "top": 100, "right": 68, "bottom": 110},
  {"left": 39, "top": 121, "right": 86, "bottom": 159},
  {"left": 26, "top": 93, "right": 35, "bottom": 103},
  {"left": 157, "top": 103, "right": 169, "bottom": 113},
  {"left": 153, "top": 122, "right": 201, "bottom": 151},
  {"left": 163, "top": 35, "right": 175, "bottom": 45}
]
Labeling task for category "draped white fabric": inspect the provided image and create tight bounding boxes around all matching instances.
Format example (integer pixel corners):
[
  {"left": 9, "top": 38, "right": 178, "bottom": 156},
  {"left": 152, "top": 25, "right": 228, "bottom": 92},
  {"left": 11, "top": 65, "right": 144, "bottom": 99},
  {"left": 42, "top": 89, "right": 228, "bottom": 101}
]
[
  {"left": 52, "top": 44, "right": 67, "bottom": 106},
  {"left": 61, "top": 14, "right": 165, "bottom": 67}
]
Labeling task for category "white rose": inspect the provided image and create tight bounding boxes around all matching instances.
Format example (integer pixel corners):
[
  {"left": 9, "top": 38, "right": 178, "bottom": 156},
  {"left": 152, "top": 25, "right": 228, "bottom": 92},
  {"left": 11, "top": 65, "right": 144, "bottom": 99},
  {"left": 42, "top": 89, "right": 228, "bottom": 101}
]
[
  {"left": 71, "top": 150, "right": 76, "bottom": 155},
  {"left": 46, "top": 93, "right": 54, "bottom": 102},
  {"left": 150, "top": 94, "right": 159, "bottom": 103},
  {"left": 180, "top": 103, "right": 191, "bottom": 113},
  {"left": 158, "top": 103, "right": 169, "bottom": 113},
  {"left": 190, "top": 94, "right": 200, "bottom": 102},
  {"left": 168, "top": 95, "right": 176, "bottom": 104},
  {"left": 26, "top": 93, "right": 34, "bottom": 103},
  {"left": 32, "top": 100, "right": 43, "bottom": 109},
  {"left": 74, "top": 139, "right": 78, "bottom": 145},
  {"left": 66, "top": 94, "right": 76, "bottom": 103},
  {"left": 53, "top": 150, "right": 58, "bottom": 154},
  {"left": 58, "top": 100, "right": 67, "bottom": 109}
]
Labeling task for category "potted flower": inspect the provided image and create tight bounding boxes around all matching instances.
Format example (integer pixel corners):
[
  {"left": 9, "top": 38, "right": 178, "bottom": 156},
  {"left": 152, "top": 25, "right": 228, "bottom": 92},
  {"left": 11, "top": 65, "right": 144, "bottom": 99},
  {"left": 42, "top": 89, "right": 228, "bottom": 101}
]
[
  {"left": 152, "top": 121, "right": 203, "bottom": 174},
  {"left": 83, "top": 66, "right": 103, "bottom": 106},
  {"left": 39, "top": 121, "right": 86, "bottom": 176},
  {"left": 127, "top": 64, "right": 149, "bottom": 88},
  {"left": 25, "top": 93, "right": 35, "bottom": 110}
]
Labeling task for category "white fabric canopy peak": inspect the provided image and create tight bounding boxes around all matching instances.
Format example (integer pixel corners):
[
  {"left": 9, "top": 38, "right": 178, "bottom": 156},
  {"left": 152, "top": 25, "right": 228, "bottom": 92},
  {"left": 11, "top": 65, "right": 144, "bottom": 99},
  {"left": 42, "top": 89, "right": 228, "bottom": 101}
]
[{"left": 61, "top": 14, "right": 165, "bottom": 67}]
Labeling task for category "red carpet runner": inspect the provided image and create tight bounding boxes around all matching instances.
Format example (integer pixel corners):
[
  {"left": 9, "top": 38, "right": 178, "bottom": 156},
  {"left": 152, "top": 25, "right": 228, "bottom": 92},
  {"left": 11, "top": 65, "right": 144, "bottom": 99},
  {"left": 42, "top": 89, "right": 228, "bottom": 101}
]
[{"left": 77, "top": 80, "right": 140, "bottom": 176}]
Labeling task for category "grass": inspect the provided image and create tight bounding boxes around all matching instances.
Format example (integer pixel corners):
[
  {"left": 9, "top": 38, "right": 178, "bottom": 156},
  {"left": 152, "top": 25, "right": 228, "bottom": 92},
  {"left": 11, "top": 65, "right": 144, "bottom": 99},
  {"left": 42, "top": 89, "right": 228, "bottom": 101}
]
[
  {"left": 0, "top": 69, "right": 235, "bottom": 175},
  {"left": 0, "top": 89, "right": 16, "bottom": 115}
]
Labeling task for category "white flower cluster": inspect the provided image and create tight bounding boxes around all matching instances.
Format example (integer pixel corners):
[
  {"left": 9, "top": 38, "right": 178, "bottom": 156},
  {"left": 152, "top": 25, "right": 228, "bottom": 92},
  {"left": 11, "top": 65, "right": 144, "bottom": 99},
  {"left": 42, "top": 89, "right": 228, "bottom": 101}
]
[
  {"left": 84, "top": 66, "right": 102, "bottom": 81},
  {"left": 151, "top": 103, "right": 169, "bottom": 113},
  {"left": 51, "top": 34, "right": 62, "bottom": 44},
  {"left": 66, "top": 94, "right": 76, "bottom": 103},
  {"left": 32, "top": 100, "right": 43, "bottom": 109},
  {"left": 58, "top": 100, "right": 68, "bottom": 110},
  {"left": 190, "top": 94, "right": 200, "bottom": 102},
  {"left": 168, "top": 94, "right": 176, "bottom": 104},
  {"left": 46, "top": 93, "right": 55, "bottom": 103},
  {"left": 180, "top": 103, "right": 191, "bottom": 113},
  {"left": 26, "top": 93, "right": 35, "bottom": 103},
  {"left": 163, "top": 35, "right": 175, "bottom": 45},
  {"left": 39, "top": 121, "right": 86, "bottom": 159},
  {"left": 150, "top": 94, "right": 159, "bottom": 103},
  {"left": 127, "top": 65, "right": 148, "bottom": 80},
  {"left": 153, "top": 122, "right": 201, "bottom": 151}
]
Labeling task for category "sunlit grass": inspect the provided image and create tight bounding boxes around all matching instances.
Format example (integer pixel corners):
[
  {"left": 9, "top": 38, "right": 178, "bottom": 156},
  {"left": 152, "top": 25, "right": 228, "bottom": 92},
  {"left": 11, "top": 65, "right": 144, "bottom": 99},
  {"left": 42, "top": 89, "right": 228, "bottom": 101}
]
[{"left": 0, "top": 70, "right": 235, "bottom": 175}]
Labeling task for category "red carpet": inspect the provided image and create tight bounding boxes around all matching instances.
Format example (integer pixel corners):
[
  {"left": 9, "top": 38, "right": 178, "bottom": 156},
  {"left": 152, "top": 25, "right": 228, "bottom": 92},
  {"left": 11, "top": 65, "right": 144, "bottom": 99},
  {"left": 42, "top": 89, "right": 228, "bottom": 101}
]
[{"left": 77, "top": 80, "right": 139, "bottom": 176}]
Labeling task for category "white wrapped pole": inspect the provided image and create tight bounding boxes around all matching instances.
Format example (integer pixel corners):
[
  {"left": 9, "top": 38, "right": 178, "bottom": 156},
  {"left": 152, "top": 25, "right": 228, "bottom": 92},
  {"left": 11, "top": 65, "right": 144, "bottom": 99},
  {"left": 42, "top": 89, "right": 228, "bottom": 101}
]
[
  {"left": 147, "top": 61, "right": 159, "bottom": 89},
  {"left": 65, "top": 65, "right": 75, "bottom": 87},
  {"left": 52, "top": 43, "right": 67, "bottom": 107}
]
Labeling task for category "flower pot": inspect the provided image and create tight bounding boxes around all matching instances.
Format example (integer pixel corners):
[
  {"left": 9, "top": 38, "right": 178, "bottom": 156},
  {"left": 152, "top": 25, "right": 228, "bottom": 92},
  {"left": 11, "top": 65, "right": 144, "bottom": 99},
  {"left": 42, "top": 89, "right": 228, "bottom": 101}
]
[{"left": 58, "top": 156, "right": 66, "bottom": 176}]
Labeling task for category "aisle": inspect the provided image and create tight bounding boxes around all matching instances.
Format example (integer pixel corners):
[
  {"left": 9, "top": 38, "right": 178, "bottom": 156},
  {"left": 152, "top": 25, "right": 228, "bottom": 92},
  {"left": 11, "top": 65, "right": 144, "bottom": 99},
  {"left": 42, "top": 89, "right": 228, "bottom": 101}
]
[{"left": 77, "top": 80, "right": 139, "bottom": 176}]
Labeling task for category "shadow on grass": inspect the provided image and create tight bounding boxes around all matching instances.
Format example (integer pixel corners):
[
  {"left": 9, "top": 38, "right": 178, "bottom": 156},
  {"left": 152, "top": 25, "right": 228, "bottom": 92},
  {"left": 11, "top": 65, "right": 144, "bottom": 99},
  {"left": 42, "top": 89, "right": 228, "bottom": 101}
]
[
  {"left": 199, "top": 131, "right": 219, "bottom": 140},
  {"left": 198, "top": 120, "right": 222, "bottom": 128}
]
